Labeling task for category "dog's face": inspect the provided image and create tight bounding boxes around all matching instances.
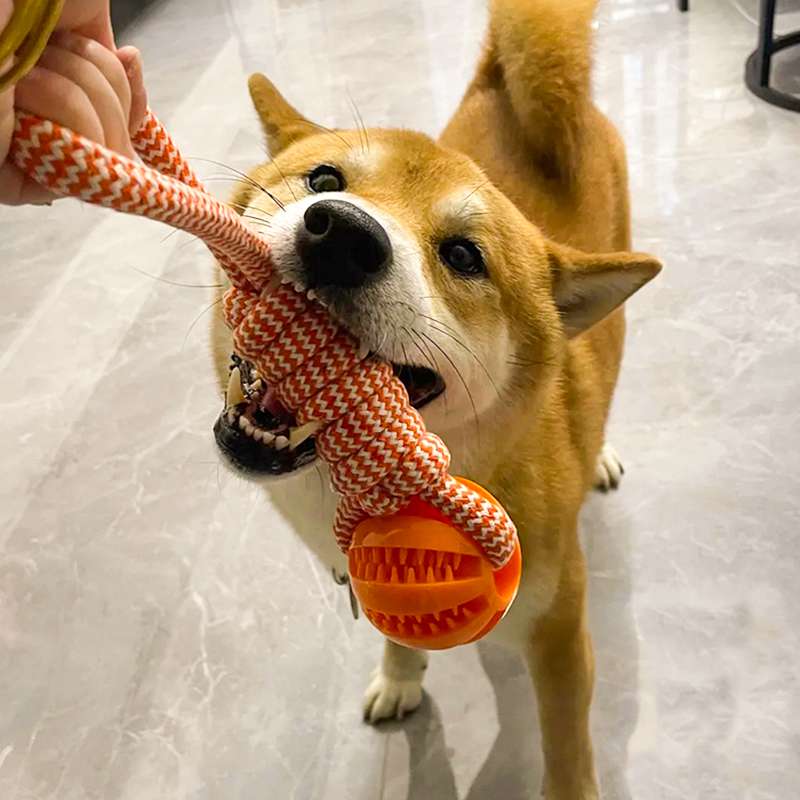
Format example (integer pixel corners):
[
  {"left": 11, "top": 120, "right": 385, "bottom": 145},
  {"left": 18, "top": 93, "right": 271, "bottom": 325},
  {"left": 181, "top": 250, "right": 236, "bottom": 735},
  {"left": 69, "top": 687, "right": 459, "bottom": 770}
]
[{"left": 213, "top": 75, "right": 660, "bottom": 480}]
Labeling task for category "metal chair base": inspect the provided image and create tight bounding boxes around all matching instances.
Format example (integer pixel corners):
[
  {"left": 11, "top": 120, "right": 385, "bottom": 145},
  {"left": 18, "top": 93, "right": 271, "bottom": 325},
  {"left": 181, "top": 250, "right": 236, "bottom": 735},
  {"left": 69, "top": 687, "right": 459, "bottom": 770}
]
[
  {"left": 745, "top": 30, "right": 800, "bottom": 112},
  {"left": 745, "top": 0, "right": 800, "bottom": 112}
]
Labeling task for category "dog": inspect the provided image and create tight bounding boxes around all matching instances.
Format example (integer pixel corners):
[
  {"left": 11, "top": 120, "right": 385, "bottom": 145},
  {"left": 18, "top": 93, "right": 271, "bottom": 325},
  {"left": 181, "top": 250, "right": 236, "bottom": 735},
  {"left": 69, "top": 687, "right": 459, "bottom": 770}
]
[{"left": 210, "top": 1, "right": 660, "bottom": 797}]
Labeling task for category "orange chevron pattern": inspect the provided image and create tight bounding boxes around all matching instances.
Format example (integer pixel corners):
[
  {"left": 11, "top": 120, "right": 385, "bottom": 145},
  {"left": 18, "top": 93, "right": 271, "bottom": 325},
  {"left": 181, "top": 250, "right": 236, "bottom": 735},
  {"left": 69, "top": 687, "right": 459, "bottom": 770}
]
[{"left": 10, "top": 108, "right": 518, "bottom": 570}]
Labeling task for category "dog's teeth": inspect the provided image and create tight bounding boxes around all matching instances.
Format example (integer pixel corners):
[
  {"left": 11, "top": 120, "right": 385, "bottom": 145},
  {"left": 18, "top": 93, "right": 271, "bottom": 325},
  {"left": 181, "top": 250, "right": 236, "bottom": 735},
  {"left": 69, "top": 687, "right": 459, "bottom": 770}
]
[
  {"left": 289, "top": 420, "right": 321, "bottom": 450},
  {"left": 238, "top": 415, "right": 248, "bottom": 431},
  {"left": 293, "top": 281, "right": 304, "bottom": 293},
  {"left": 262, "top": 430, "right": 275, "bottom": 444},
  {"left": 280, "top": 275, "right": 292, "bottom": 285},
  {"left": 306, "top": 289, "right": 318, "bottom": 301},
  {"left": 275, "top": 435, "right": 289, "bottom": 450},
  {"left": 356, "top": 342, "right": 370, "bottom": 361},
  {"left": 226, "top": 409, "right": 236, "bottom": 424},
  {"left": 253, "top": 429, "right": 264, "bottom": 442},
  {"left": 226, "top": 367, "right": 245, "bottom": 408},
  {"left": 250, "top": 378, "right": 263, "bottom": 394}
]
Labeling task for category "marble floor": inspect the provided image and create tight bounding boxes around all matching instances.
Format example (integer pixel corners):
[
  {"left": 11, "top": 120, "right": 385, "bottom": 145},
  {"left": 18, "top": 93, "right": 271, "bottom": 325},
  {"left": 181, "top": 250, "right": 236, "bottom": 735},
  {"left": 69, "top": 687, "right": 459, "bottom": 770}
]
[{"left": 2, "top": 0, "right": 799, "bottom": 798}]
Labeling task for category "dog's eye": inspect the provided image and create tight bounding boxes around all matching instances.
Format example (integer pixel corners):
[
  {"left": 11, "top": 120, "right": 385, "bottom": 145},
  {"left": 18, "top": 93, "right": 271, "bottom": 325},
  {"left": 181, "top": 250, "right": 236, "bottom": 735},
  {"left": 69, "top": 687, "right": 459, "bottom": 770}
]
[
  {"left": 307, "top": 165, "right": 345, "bottom": 193},
  {"left": 439, "top": 238, "right": 485, "bottom": 277}
]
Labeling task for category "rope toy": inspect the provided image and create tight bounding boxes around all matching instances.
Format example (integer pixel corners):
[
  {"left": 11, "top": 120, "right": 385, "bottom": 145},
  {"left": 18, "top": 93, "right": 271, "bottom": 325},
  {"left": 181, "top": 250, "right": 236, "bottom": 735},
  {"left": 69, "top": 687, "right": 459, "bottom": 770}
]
[{"left": 10, "top": 109, "right": 521, "bottom": 649}]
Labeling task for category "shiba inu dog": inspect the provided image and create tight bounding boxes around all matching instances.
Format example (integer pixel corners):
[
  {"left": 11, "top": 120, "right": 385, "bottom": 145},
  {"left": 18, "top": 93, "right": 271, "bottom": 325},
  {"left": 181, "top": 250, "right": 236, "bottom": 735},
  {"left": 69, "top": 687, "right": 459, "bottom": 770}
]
[{"left": 210, "top": 1, "right": 660, "bottom": 796}]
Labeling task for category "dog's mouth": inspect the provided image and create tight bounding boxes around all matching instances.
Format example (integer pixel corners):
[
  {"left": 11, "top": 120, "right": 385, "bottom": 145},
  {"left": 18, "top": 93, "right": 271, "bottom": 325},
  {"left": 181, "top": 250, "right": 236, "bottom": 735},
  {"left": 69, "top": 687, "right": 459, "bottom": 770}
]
[{"left": 214, "top": 353, "right": 445, "bottom": 477}]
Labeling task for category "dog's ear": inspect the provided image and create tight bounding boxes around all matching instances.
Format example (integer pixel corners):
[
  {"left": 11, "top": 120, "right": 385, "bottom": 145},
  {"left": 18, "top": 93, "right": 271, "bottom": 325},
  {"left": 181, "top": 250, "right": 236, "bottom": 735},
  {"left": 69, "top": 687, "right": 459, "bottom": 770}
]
[
  {"left": 547, "top": 243, "right": 661, "bottom": 338},
  {"left": 248, "top": 73, "right": 313, "bottom": 155}
]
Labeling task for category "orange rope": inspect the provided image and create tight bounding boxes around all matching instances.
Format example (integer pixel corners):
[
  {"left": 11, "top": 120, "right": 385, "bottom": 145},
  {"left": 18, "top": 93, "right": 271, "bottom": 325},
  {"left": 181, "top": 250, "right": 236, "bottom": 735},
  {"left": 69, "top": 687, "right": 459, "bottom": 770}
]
[{"left": 9, "top": 109, "right": 519, "bottom": 568}]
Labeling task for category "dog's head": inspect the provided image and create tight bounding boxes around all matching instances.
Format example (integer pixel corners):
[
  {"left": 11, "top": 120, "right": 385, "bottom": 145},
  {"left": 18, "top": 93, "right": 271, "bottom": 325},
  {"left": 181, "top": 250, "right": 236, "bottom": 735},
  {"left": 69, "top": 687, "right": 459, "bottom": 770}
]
[{"left": 214, "top": 74, "right": 660, "bottom": 479}]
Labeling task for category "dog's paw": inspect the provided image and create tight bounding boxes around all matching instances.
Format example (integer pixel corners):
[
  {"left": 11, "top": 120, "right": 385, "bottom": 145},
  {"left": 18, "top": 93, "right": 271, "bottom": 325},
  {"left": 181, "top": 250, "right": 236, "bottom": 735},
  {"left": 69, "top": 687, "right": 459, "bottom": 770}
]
[
  {"left": 594, "top": 443, "right": 624, "bottom": 492},
  {"left": 362, "top": 670, "right": 423, "bottom": 724}
]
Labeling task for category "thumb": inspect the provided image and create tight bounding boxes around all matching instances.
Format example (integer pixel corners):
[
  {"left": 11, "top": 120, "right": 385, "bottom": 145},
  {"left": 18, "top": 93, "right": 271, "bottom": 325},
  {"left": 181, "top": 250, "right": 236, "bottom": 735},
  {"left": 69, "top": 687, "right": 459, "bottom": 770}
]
[{"left": 116, "top": 46, "right": 147, "bottom": 136}]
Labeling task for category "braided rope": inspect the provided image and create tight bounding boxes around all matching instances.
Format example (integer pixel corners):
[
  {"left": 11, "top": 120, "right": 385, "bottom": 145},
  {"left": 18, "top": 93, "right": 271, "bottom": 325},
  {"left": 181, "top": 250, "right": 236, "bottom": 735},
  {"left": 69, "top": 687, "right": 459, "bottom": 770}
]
[{"left": 10, "top": 109, "right": 518, "bottom": 568}]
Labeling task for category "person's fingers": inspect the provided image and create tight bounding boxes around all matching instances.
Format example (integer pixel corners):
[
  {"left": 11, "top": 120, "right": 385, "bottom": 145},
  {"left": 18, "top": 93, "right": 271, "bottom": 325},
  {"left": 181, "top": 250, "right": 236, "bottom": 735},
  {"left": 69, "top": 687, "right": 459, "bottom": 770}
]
[
  {"left": 52, "top": 32, "right": 131, "bottom": 121},
  {"left": 55, "top": 1, "right": 115, "bottom": 49},
  {"left": 0, "top": 160, "right": 55, "bottom": 205},
  {"left": 116, "top": 46, "right": 147, "bottom": 135},
  {"left": 15, "top": 65, "right": 105, "bottom": 145},
  {"left": 36, "top": 44, "right": 133, "bottom": 157}
]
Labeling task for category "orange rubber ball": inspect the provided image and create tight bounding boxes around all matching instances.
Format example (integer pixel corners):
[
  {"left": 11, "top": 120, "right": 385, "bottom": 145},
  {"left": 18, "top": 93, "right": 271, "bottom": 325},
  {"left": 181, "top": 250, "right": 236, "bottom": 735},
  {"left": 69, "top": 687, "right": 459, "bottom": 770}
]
[{"left": 348, "top": 478, "right": 522, "bottom": 650}]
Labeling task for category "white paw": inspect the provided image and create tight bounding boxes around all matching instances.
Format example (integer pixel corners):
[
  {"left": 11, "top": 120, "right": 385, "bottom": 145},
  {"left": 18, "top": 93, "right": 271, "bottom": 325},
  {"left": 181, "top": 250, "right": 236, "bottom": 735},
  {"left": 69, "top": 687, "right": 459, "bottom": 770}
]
[
  {"left": 362, "top": 670, "right": 423, "bottom": 723},
  {"left": 594, "top": 443, "right": 624, "bottom": 492}
]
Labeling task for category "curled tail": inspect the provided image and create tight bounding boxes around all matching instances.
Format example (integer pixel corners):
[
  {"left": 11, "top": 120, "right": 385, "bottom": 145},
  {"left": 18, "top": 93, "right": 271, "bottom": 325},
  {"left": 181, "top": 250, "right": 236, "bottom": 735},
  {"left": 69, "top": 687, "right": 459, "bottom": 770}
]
[{"left": 487, "top": 0, "right": 600, "bottom": 181}]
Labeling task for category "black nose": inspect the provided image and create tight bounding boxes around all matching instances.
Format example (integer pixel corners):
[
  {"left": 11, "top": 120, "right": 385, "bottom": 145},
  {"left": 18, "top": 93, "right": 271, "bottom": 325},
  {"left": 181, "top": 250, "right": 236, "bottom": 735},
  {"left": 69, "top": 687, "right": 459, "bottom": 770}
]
[{"left": 296, "top": 199, "right": 392, "bottom": 289}]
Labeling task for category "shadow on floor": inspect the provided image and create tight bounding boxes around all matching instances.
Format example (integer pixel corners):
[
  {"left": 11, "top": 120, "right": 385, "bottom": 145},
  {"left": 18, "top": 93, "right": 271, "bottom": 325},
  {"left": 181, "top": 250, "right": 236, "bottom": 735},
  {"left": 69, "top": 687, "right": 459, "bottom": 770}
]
[{"left": 379, "top": 494, "right": 642, "bottom": 800}]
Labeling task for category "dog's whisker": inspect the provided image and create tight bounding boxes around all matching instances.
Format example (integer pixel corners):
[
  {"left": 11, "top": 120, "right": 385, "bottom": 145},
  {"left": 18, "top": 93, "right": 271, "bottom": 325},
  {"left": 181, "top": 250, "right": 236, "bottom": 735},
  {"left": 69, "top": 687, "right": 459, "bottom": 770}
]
[
  {"left": 293, "top": 118, "right": 352, "bottom": 149},
  {"left": 406, "top": 326, "right": 450, "bottom": 414},
  {"left": 420, "top": 330, "right": 481, "bottom": 443},
  {"left": 388, "top": 299, "right": 503, "bottom": 403},
  {"left": 193, "top": 159, "right": 287, "bottom": 211},
  {"left": 127, "top": 265, "right": 223, "bottom": 290},
  {"left": 183, "top": 297, "right": 223, "bottom": 350},
  {"left": 456, "top": 179, "right": 491, "bottom": 216},
  {"left": 345, "top": 89, "right": 369, "bottom": 155},
  {"left": 261, "top": 146, "right": 298, "bottom": 203},
  {"left": 227, "top": 199, "right": 274, "bottom": 217},
  {"left": 239, "top": 213, "right": 273, "bottom": 229},
  {"left": 200, "top": 176, "right": 285, "bottom": 210},
  {"left": 399, "top": 339, "right": 412, "bottom": 385},
  {"left": 404, "top": 326, "right": 438, "bottom": 376},
  {"left": 420, "top": 315, "right": 503, "bottom": 401}
]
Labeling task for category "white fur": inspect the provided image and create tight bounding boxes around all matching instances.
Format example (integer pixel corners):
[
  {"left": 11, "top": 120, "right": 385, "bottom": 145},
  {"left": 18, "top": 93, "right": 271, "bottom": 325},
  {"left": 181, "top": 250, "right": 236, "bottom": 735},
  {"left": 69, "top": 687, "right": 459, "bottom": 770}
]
[
  {"left": 594, "top": 442, "right": 624, "bottom": 491},
  {"left": 362, "top": 640, "right": 428, "bottom": 722}
]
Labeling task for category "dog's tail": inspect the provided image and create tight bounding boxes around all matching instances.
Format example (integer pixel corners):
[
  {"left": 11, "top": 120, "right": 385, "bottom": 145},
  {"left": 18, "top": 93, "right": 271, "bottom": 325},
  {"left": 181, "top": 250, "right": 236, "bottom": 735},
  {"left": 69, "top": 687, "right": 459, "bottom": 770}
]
[{"left": 487, "top": 0, "right": 600, "bottom": 182}]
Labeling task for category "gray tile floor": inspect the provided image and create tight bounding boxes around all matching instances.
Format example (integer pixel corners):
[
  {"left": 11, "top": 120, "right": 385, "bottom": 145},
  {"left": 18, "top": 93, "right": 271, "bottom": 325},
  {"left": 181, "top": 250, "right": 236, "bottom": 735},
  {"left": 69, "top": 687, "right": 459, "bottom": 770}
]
[{"left": 2, "top": 1, "right": 799, "bottom": 798}]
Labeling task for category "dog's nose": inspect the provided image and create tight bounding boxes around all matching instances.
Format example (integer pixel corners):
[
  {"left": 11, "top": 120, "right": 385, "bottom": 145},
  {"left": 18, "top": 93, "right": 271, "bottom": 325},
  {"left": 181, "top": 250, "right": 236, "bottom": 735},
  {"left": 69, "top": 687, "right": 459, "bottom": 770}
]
[{"left": 296, "top": 199, "right": 391, "bottom": 289}]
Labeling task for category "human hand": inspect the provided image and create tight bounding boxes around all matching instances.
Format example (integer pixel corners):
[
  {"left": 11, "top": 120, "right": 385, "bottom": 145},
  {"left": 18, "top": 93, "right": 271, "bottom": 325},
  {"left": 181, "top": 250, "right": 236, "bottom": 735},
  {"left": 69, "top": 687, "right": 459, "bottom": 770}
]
[{"left": 0, "top": 0, "right": 147, "bottom": 205}]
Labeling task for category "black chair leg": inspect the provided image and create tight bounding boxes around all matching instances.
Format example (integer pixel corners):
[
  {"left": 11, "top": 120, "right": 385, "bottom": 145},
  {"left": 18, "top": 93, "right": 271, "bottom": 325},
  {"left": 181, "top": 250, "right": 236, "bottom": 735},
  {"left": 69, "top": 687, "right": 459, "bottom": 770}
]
[
  {"left": 745, "top": 0, "right": 800, "bottom": 112},
  {"left": 756, "top": 0, "right": 777, "bottom": 85},
  {"left": 678, "top": 0, "right": 689, "bottom": 11}
]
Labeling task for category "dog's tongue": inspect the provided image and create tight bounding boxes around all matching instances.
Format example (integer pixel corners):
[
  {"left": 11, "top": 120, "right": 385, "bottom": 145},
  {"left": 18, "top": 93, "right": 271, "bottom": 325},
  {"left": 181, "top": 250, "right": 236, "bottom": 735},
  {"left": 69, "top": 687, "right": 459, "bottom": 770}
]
[{"left": 259, "top": 383, "right": 294, "bottom": 424}]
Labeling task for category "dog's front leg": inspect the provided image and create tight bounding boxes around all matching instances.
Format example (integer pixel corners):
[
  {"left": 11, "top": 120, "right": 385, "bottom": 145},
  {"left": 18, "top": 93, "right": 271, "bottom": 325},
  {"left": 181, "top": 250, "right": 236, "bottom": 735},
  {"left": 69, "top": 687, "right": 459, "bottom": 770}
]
[
  {"left": 526, "top": 548, "right": 598, "bottom": 800},
  {"left": 362, "top": 639, "right": 428, "bottom": 723}
]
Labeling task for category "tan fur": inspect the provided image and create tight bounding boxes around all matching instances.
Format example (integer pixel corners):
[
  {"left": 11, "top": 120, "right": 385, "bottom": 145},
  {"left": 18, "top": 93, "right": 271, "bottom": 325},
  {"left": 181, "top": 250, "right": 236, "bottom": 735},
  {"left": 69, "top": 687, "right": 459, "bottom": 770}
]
[{"left": 210, "top": 2, "right": 660, "bottom": 797}]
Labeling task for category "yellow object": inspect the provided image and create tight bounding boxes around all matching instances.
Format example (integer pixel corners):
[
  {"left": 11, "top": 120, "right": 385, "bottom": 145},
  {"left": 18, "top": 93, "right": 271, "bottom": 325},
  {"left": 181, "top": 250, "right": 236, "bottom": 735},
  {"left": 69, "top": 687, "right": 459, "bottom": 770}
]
[{"left": 0, "top": 0, "right": 64, "bottom": 93}]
